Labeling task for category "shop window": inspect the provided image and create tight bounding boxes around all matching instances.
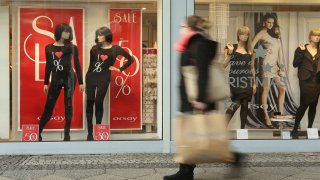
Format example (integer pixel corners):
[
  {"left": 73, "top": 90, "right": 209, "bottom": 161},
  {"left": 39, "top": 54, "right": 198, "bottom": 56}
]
[
  {"left": 196, "top": 1, "right": 320, "bottom": 139},
  {"left": 0, "top": 0, "right": 161, "bottom": 142}
]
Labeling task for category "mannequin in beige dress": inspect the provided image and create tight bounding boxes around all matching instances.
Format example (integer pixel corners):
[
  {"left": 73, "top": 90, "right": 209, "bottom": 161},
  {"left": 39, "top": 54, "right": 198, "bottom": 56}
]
[{"left": 252, "top": 14, "right": 286, "bottom": 128}]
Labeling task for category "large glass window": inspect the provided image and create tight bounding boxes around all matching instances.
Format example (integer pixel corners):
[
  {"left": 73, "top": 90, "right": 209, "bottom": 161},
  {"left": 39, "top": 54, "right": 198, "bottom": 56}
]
[
  {"left": 0, "top": 0, "right": 161, "bottom": 142},
  {"left": 196, "top": 1, "right": 320, "bottom": 139}
]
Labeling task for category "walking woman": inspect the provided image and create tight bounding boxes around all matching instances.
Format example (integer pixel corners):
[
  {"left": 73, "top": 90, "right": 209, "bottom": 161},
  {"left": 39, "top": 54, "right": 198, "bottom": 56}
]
[{"left": 163, "top": 15, "right": 243, "bottom": 180}]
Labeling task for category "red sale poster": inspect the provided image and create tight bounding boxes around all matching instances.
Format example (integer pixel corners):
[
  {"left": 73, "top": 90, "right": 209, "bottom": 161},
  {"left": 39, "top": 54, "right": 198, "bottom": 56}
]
[
  {"left": 109, "top": 9, "right": 142, "bottom": 130},
  {"left": 19, "top": 8, "right": 84, "bottom": 130}
]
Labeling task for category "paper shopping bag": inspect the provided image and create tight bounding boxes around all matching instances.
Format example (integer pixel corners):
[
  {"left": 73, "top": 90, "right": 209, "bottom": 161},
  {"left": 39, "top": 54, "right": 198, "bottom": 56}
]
[{"left": 174, "top": 112, "right": 234, "bottom": 164}]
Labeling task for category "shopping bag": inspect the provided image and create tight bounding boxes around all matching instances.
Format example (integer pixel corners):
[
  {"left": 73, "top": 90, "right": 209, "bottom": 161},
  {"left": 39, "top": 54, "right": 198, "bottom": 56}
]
[
  {"left": 174, "top": 112, "right": 234, "bottom": 164},
  {"left": 181, "top": 62, "right": 230, "bottom": 102}
]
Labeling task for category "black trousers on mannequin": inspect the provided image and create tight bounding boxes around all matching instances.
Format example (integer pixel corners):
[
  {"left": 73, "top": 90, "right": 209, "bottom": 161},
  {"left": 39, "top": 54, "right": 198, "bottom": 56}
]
[
  {"left": 293, "top": 101, "right": 318, "bottom": 130},
  {"left": 226, "top": 99, "right": 249, "bottom": 129},
  {"left": 293, "top": 80, "right": 320, "bottom": 134},
  {"left": 39, "top": 73, "right": 75, "bottom": 135},
  {"left": 85, "top": 81, "right": 109, "bottom": 134}
]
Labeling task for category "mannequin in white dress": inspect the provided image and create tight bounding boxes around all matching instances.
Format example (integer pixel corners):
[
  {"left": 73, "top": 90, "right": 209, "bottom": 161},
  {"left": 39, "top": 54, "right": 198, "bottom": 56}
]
[{"left": 252, "top": 14, "right": 286, "bottom": 128}]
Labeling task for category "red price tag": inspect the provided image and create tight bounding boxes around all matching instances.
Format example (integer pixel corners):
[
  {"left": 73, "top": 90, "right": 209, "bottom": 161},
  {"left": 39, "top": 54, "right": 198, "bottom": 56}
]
[
  {"left": 94, "top": 124, "right": 110, "bottom": 141},
  {"left": 22, "top": 124, "right": 39, "bottom": 142}
]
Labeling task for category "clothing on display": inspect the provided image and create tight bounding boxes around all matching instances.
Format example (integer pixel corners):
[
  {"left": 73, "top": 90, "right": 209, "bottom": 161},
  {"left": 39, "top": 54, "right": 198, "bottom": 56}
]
[
  {"left": 85, "top": 45, "right": 133, "bottom": 138},
  {"left": 39, "top": 44, "right": 83, "bottom": 140}
]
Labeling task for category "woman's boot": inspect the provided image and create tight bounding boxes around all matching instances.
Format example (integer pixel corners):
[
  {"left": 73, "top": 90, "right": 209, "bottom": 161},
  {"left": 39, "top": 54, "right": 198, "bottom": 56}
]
[{"left": 163, "top": 164, "right": 195, "bottom": 180}]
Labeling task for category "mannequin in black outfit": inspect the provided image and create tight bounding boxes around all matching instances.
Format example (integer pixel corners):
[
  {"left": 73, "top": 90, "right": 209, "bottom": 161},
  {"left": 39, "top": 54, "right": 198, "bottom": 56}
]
[
  {"left": 292, "top": 28, "right": 320, "bottom": 139},
  {"left": 39, "top": 23, "right": 84, "bottom": 141},
  {"left": 85, "top": 27, "right": 133, "bottom": 141},
  {"left": 224, "top": 26, "right": 256, "bottom": 129}
]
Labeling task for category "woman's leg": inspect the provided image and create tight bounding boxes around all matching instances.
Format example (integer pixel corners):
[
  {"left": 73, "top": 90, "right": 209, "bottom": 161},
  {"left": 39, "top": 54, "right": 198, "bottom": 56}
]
[
  {"left": 63, "top": 85, "right": 73, "bottom": 141},
  {"left": 240, "top": 99, "right": 249, "bottom": 129},
  {"left": 292, "top": 81, "right": 311, "bottom": 138},
  {"left": 39, "top": 83, "right": 62, "bottom": 140},
  {"left": 292, "top": 105, "right": 308, "bottom": 138},
  {"left": 292, "top": 89, "right": 309, "bottom": 138},
  {"left": 63, "top": 72, "right": 76, "bottom": 141},
  {"left": 275, "top": 77, "right": 286, "bottom": 114},
  {"left": 95, "top": 82, "right": 109, "bottom": 124},
  {"left": 261, "top": 85, "right": 271, "bottom": 126},
  {"left": 85, "top": 84, "right": 96, "bottom": 140},
  {"left": 307, "top": 99, "right": 318, "bottom": 128}
]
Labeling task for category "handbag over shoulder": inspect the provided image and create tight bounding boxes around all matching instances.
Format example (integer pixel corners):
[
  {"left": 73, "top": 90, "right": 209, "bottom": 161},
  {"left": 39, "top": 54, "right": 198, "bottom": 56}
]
[{"left": 181, "top": 61, "right": 230, "bottom": 102}]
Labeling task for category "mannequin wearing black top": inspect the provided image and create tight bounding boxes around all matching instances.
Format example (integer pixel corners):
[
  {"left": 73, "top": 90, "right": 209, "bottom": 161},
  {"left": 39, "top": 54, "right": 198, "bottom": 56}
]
[
  {"left": 224, "top": 26, "right": 256, "bottom": 129},
  {"left": 85, "top": 27, "right": 133, "bottom": 141},
  {"left": 39, "top": 23, "right": 84, "bottom": 141},
  {"left": 292, "top": 28, "right": 320, "bottom": 139}
]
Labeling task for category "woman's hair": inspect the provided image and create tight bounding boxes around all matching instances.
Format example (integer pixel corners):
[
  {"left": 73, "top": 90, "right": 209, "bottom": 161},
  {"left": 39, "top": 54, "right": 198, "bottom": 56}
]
[
  {"left": 263, "top": 13, "right": 277, "bottom": 25},
  {"left": 308, "top": 28, "right": 320, "bottom": 43},
  {"left": 185, "top": 15, "right": 210, "bottom": 32},
  {"left": 54, "top": 23, "right": 73, "bottom": 53},
  {"left": 262, "top": 13, "right": 280, "bottom": 38},
  {"left": 54, "top": 23, "right": 73, "bottom": 41},
  {"left": 237, "top": 26, "right": 253, "bottom": 54},
  {"left": 95, "top": 26, "right": 112, "bottom": 44},
  {"left": 267, "top": 25, "right": 280, "bottom": 39}
]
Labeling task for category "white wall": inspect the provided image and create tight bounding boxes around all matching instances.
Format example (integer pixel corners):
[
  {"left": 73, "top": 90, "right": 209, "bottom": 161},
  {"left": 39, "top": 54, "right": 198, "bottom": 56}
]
[{"left": 0, "top": 6, "right": 10, "bottom": 139}]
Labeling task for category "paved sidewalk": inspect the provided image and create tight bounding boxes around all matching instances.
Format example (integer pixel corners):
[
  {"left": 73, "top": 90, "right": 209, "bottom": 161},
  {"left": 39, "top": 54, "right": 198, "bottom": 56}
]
[{"left": 0, "top": 153, "right": 320, "bottom": 179}]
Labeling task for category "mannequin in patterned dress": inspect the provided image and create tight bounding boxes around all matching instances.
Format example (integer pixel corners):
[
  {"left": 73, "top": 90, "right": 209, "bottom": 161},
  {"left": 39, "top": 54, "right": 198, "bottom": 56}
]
[{"left": 251, "top": 14, "right": 286, "bottom": 128}]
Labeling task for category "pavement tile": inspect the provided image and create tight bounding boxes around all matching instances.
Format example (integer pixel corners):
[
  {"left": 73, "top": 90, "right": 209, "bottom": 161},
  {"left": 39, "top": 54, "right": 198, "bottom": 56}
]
[
  {"left": 282, "top": 176, "right": 320, "bottom": 180},
  {"left": 230, "top": 171, "right": 289, "bottom": 180},
  {"left": 195, "top": 167, "right": 254, "bottom": 180},
  {"left": 105, "top": 168, "right": 155, "bottom": 179},
  {"left": 154, "top": 168, "right": 178, "bottom": 174},
  {"left": 54, "top": 169, "right": 105, "bottom": 179},
  {"left": 251, "top": 167, "right": 303, "bottom": 176},
  {"left": 201, "top": 167, "right": 254, "bottom": 175},
  {"left": 0, "top": 177, "right": 13, "bottom": 180},
  {"left": 1, "top": 170, "right": 53, "bottom": 180},
  {"left": 82, "top": 174, "right": 126, "bottom": 180},
  {"left": 37, "top": 175, "right": 74, "bottom": 180},
  {"left": 135, "top": 168, "right": 206, "bottom": 180},
  {"left": 135, "top": 174, "right": 169, "bottom": 180},
  {"left": 290, "top": 172, "right": 320, "bottom": 179},
  {"left": 299, "top": 167, "right": 320, "bottom": 173},
  {"left": 138, "top": 168, "right": 176, "bottom": 180}
]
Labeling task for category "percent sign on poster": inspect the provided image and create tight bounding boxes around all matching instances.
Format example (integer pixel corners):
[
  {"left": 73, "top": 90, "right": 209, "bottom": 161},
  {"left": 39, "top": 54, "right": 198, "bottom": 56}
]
[{"left": 115, "top": 72, "right": 131, "bottom": 98}]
